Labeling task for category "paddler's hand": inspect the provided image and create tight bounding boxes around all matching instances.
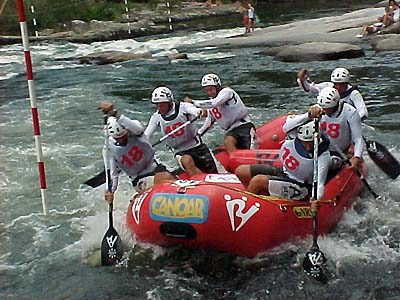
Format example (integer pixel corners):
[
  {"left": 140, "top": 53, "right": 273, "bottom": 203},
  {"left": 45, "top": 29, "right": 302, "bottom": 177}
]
[
  {"left": 310, "top": 198, "right": 320, "bottom": 213},
  {"left": 197, "top": 109, "right": 208, "bottom": 118},
  {"left": 183, "top": 96, "right": 193, "bottom": 103},
  {"left": 99, "top": 102, "right": 118, "bottom": 118},
  {"left": 297, "top": 68, "right": 309, "bottom": 83},
  {"left": 308, "top": 104, "right": 324, "bottom": 118},
  {"left": 104, "top": 190, "right": 114, "bottom": 204},
  {"left": 349, "top": 156, "right": 362, "bottom": 172}
]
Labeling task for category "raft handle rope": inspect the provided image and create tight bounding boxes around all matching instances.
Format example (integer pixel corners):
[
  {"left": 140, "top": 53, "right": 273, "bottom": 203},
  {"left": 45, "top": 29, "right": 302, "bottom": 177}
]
[{"left": 159, "top": 180, "right": 340, "bottom": 211}]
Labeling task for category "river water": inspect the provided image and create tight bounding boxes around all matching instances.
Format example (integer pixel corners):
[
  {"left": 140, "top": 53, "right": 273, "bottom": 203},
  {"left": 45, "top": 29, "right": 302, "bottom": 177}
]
[{"left": 1, "top": 1, "right": 400, "bottom": 299}]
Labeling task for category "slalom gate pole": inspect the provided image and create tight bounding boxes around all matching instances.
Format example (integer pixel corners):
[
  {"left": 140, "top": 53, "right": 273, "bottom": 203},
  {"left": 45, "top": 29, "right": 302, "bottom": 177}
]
[
  {"left": 16, "top": 0, "right": 48, "bottom": 215},
  {"left": 29, "top": 0, "right": 38, "bottom": 37},
  {"left": 166, "top": 1, "right": 173, "bottom": 30},
  {"left": 123, "top": 0, "right": 131, "bottom": 34}
]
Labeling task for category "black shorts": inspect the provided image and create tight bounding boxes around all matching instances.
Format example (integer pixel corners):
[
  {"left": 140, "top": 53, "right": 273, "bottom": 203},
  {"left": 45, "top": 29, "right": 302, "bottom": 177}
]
[
  {"left": 250, "top": 164, "right": 283, "bottom": 177},
  {"left": 250, "top": 165, "right": 311, "bottom": 200},
  {"left": 226, "top": 122, "right": 255, "bottom": 149},
  {"left": 176, "top": 143, "right": 218, "bottom": 174}
]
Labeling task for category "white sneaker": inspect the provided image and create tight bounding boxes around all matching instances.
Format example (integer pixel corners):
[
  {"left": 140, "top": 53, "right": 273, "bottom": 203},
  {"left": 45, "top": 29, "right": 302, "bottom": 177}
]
[{"left": 356, "top": 34, "right": 363, "bottom": 38}]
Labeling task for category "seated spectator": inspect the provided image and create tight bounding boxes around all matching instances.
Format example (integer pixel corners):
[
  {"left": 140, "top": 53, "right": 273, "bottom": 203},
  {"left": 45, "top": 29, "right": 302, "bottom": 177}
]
[
  {"left": 357, "top": 5, "right": 394, "bottom": 37},
  {"left": 356, "top": 5, "right": 394, "bottom": 38},
  {"left": 389, "top": 0, "right": 400, "bottom": 22}
]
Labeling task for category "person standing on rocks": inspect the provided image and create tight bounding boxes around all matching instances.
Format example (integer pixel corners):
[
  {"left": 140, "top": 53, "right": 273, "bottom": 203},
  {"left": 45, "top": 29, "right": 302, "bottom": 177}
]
[
  {"left": 239, "top": 2, "right": 250, "bottom": 34},
  {"left": 297, "top": 67, "right": 368, "bottom": 121},
  {"left": 184, "top": 73, "right": 257, "bottom": 154},
  {"left": 247, "top": 2, "right": 255, "bottom": 32}
]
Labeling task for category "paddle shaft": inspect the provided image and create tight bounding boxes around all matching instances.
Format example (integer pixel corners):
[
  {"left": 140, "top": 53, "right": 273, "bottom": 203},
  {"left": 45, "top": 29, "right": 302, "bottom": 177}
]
[
  {"left": 152, "top": 116, "right": 199, "bottom": 147},
  {"left": 102, "top": 115, "right": 115, "bottom": 229},
  {"left": 108, "top": 202, "right": 114, "bottom": 225},
  {"left": 329, "top": 137, "right": 379, "bottom": 198},
  {"left": 312, "top": 118, "right": 320, "bottom": 249},
  {"left": 301, "top": 119, "right": 328, "bottom": 283}
]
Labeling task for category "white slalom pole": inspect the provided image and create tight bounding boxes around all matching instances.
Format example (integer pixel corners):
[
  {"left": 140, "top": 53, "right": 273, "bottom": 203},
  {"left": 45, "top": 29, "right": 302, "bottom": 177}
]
[
  {"left": 16, "top": 0, "right": 48, "bottom": 215},
  {"left": 124, "top": 0, "right": 131, "bottom": 34},
  {"left": 166, "top": 1, "right": 173, "bottom": 31},
  {"left": 29, "top": 0, "right": 39, "bottom": 37}
]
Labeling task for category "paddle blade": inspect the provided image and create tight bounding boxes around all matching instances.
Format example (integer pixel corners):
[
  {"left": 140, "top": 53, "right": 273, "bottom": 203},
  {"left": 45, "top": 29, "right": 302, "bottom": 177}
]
[
  {"left": 101, "top": 226, "right": 123, "bottom": 266},
  {"left": 364, "top": 139, "right": 400, "bottom": 179},
  {"left": 302, "top": 248, "right": 328, "bottom": 284},
  {"left": 84, "top": 169, "right": 107, "bottom": 188}
]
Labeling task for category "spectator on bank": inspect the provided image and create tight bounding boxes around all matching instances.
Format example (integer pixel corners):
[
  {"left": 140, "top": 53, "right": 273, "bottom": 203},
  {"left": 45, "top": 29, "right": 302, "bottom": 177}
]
[
  {"left": 356, "top": 5, "right": 394, "bottom": 38},
  {"left": 389, "top": 0, "right": 400, "bottom": 22},
  {"left": 239, "top": 3, "right": 250, "bottom": 34},
  {"left": 248, "top": 2, "right": 255, "bottom": 32}
]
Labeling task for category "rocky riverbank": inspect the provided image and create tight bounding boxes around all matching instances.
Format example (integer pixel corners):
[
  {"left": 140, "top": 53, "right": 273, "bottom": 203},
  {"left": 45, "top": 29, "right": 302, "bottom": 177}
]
[
  {"left": 181, "top": 1, "right": 400, "bottom": 61},
  {"left": 3, "top": 1, "right": 399, "bottom": 63}
]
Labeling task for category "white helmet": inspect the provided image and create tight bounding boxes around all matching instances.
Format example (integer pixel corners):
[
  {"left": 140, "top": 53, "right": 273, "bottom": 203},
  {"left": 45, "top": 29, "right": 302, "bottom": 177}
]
[
  {"left": 330, "top": 67, "right": 350, "bottom": 83},
  {"left": 297, "top": 121, "right": 315, "bottom": 142},
  {"left": 317, "top": 87, "right": 340, "bottom": 108},
  {"left": 107, "top": 116, "right": 127, "bottom": 139},
  {"left": 201, "top": 73, "right": 221, "bottom": 87},
  {"left": 151, "top": 87, "right": 174, "bottom": 103}
]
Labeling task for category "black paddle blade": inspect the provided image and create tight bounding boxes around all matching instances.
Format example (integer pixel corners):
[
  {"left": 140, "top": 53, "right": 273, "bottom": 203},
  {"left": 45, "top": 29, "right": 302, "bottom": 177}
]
[
  {"left": 364, "top": 138, "right": 400, "bottom": 180},
  {"left": 302, "top": 248, "right": 328, "bottom": 284},
  {"left": 84, "top": 169, "right": 107, "bottom": 188},
  {"left": 101, "top": 226, "right": 123, "bottom": 266}
]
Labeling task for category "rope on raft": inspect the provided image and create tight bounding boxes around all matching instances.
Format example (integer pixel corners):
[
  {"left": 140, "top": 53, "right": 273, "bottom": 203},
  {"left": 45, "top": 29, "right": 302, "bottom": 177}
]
[{"left": 153, "top": 175, "right": 357, "bottom": 211}]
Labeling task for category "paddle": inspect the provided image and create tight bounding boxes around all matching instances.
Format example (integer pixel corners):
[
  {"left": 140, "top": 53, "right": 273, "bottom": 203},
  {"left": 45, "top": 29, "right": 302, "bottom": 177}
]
[
  {"left": 84, "top": 116, "right": 199, "bottom": 188},
  {"left": 101, "top": 202, "right": 123, "bottom": 266},
  {"left": 84, "top": 169, "right": 108, "bottom": 188},
  {"left": 302, "top": 118, "right": 328, "bottom": 284},
  {"left": 329, "top": 138, "right": 379, "bottom": 199},
  {"left": 100, "top": 116, "right": 123, "bottom": 266},
  {"left": 363, "top": 137, "right": 400, "bottom": 180}
]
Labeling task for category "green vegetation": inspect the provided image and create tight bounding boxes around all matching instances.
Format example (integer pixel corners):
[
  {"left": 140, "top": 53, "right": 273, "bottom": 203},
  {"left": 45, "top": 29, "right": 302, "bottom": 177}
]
[{"left": 0, "top": 0, "right": 183, "bottom": 35}]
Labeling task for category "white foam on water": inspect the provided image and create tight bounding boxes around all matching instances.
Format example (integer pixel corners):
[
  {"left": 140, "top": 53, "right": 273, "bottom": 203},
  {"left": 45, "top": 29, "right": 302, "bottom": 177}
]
[
  {"left": 83, "top": 27, "right": 243, "bottom": 55},
  {"left": 0, "top": 264, "right": 17, "bottom": 271},
  {"left": 0, "top": 27, "right": 243, "bottom": 76},
  {"left": 187, "top": 51, "right": 236, "bottom": 61},
  {"left": 0, "top": 71, "right": 18, "bottom": 80},
  {"left": 0, "top": 54, "right": 22, "bottom": 64},
  {"left": 316, "top": 197, "right": 400, "bottom": 267}
]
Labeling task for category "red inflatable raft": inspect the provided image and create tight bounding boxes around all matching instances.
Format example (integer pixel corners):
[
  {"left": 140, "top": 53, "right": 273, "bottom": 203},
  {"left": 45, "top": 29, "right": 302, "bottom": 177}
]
[{"left": 126, "top": 115, "right": 366, "bottom": 257}]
